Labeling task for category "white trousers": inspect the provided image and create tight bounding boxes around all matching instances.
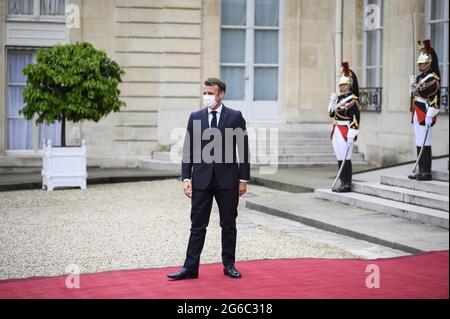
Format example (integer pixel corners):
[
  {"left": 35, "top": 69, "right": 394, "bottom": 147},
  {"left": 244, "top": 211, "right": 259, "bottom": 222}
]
[
  {"left": 332, "top": 125, "right": 353, "bottom": 161},
  {"left": 413, "top": 112, "right": 432, "bottom": 147}
]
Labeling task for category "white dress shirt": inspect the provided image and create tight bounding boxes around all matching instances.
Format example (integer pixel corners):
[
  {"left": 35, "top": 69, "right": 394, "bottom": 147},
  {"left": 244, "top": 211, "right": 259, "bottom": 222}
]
[{"left": 208, "top": 104, "right": 223, "bottom": 127}]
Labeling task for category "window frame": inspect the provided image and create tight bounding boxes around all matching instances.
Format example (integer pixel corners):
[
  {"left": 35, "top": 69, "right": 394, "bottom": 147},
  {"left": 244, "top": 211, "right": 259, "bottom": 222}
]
[
  {"left": 6, "top": 0, "right": 67, "bottom": 23},
  {"left": 426, "top": 0, "right": 449, "bottom": 88},
  {"left": 5, "top": 47, "right": 61, "bottom": 154},
  {"left": 362, "top": 0, "right": 383, "bottom": 89},
  {"left": 5, "top": 48, "right": 39, "bottom": 154},
  {"left": 426, "top": 0, "right": 449, "bottom": 114},
  {"left": 220, "top": 0, "right": 282, "bottom": 102}
]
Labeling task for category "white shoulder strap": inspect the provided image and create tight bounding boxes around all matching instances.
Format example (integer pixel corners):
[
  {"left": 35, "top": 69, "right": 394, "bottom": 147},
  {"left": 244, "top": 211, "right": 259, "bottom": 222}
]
[
  {"left": 337, "top": 95, "right": 354, "bottom": 107},
  {"left": 417, "top": 73, "right": 435, "bottom": 86}
]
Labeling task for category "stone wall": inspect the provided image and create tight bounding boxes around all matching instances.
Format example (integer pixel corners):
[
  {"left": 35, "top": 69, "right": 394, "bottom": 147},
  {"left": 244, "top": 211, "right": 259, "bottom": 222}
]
[{"left": 68, "top": 0, "right": 203, "bottom": 167}]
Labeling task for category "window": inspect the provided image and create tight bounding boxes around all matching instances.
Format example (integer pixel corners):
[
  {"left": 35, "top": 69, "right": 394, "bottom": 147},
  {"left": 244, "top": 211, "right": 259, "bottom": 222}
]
[
  {"left": 8, "top": 0, "right": 34, "bottom": 15},
  {"left": 220, "top": 0, "right": 247, "bottom": 100},
  {"left": 362, "top": 0, "right": 383, "bottom": 88},
  {"left": 361, "top": 0, "right": 383, "bottom": 112},
  {"left": 7, "top": 50, "right": 33, "bottom": 150},
  {"left": 220, "top": 0, "right": 280, "bottom": 102},
  {"left": 6, "top": 49, "right": 61, "bottom": 151},
  {"left": 220, "top": 0, "right": 282, "bottom": 120},
  {"left": 427, "top": 0, "right": 449, "bottom": 113},
  {"left": 7, "top": 0, "right": 65, "bottom": 18}
]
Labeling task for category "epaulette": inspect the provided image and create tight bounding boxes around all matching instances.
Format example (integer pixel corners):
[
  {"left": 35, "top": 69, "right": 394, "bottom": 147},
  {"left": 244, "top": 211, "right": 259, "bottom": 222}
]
[{"left": 432, "top": 72, "right": 440, "bottom": 81}]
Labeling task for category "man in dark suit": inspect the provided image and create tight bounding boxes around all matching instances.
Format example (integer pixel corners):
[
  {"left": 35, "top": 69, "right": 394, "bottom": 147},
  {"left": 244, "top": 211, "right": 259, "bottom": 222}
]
[{"left": 167, "top": 78, "right": 250, "bottom": 280}]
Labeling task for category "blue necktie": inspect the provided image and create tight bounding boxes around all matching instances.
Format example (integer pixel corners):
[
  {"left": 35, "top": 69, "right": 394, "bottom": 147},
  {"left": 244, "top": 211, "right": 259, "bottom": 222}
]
[
  {"left": 211, "top": 111, "right": 217, "bottom": 128},
  {"left": 210, "top": 111, "right": 218, "bottom": 159}
]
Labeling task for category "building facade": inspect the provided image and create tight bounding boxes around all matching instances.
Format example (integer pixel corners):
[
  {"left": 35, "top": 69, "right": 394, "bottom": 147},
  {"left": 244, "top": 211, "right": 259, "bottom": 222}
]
[{"left": 0, "top": 0, "right": 448, "bottom": 168}]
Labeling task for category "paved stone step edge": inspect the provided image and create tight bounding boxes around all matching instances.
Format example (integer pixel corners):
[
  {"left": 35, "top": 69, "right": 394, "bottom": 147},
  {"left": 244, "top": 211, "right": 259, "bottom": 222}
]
[
  {"left": 314, "top": 189, "right": 449, "bottom": 230},
  {"left": 381, "top": 175, "right": 449, "bottom": 196},
  {"left": 352, "top": 182, "right": 449, "bottom": 212},
  {"left": 432, "top": 170, "right": 449, "bottom": 182},
  {"left": 250, "top": 176, "right": 314, "bottom": 193},
  {"left": 138, "top": 159, "right": 180, "bottom": 171},
  {"left": 245, "top": 199, "right": 423, "bottom": 254}
]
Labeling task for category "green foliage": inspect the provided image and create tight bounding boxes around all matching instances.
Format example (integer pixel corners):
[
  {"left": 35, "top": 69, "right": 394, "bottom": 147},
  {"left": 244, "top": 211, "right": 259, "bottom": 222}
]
[{"left": 21, "top": 42, "right": 125, "bottom": 125}]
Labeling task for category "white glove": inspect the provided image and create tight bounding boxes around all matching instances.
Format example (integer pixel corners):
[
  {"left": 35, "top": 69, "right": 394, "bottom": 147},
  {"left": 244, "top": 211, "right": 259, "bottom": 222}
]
[
  {"left": 425, "top": 116, "right": 433, "bottom": 128},
  {"left": 409, "top": 75, "right": 416, "bottom": 96},
  {"left": 328, "top": 93, "right": 337, "bottom": 113},
  {"left": 426, "top": 106, "right": 440, "bottom": 118}
]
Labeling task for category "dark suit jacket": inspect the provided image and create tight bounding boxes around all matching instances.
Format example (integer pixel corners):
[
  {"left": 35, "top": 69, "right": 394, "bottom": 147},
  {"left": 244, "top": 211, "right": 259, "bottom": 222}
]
[{"left": 181, "top": 105, "right": 250, "bottom": 190}]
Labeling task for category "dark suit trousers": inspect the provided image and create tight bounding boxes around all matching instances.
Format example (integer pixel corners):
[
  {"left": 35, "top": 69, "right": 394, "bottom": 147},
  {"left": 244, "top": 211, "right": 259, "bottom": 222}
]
[{"left": 183, "top": 171, "right": 239, "bottom": 271}]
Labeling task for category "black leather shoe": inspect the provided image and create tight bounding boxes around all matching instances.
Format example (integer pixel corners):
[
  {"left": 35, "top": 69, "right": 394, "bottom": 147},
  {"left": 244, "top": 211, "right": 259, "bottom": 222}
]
[
  {"left": 167, "top": 268, "right": 198, "bottom": 280},
  {"left": 224, "top": 265, "right": 241, "bottom": 279},
  {"left": 408, "top": 171, "right": 421, "bottom": 180},
  {"left": 416, "top": 172, "right": 432, "bottom": 181},
  {"left": 335, "top": 184, "right": 351, "bottom": 193}
]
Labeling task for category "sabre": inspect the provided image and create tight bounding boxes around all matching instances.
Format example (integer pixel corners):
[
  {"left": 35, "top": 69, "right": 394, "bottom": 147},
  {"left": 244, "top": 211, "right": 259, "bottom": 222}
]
[
  {"left": 331, "top": 145, "right": 351, "bottom": 191},
  {"left": 411, "top": 126, "right": 430, "bottom": 174},
  {"left": 410, "top": 3, "right": 416, "bottom": 76}
]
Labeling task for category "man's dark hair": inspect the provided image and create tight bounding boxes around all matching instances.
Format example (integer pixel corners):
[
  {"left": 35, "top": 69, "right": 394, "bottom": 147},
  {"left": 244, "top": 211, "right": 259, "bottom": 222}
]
[{"left": 204, "top": 78, "right": 226, "bottom": 93}]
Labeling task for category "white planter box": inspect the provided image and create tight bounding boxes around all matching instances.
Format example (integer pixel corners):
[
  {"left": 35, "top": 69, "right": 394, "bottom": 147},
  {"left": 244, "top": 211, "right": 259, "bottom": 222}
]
[{"left": 41, "top": 140, "right": 87, "bottom": 191}]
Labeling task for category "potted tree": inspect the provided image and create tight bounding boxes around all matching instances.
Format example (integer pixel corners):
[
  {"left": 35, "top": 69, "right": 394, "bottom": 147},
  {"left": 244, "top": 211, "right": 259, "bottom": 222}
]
[{"left": 21, "top": 42, "right": 125, "bottom": 191}]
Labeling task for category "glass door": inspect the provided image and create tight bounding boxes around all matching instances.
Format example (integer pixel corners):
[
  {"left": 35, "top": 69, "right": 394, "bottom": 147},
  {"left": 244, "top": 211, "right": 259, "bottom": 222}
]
[{"left": 220, "top": 0, "right": 282, "bottom": 121}]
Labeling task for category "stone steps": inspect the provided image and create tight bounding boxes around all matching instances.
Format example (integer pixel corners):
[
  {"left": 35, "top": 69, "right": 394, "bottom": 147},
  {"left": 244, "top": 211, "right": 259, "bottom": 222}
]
[
  {"left": 152, "top": 151, "right": 364, "bottom": 163},
  {"left": 380, "top": 175, "right": 449, "bottom": 196},
  {"left": 255, "top": 161, "right": 369, "bottom": 168},
  {"left": 275, "top": 145, "right": 335, "bottom": 155},
  {"left": 352, "top": 181, "right": 449, "bottom": 212},
  {"left": 270, "top": 138, "right": 331, "bottom": 146},
  {"left": 140, "top": 124, "right": 369, "bottom": 171},
  {"left": 245, "top": 192, "right": 449, "bottom": 254},
  {"left": 253, "top": 145, "right": 359, "bottom": 155},
  {"left": 152, "top": 152, "right": 179, "bottom": 162},
  {"left": 275, "top": 131, "right": 330, "bottom": 139},
  {"left": 139, "top": 159, "right": 180, "bottom": 172},
  {"left": 138, "top": 158, "right": 370, "bottom": 172},
  {"left": 274, "top": 153, "right": 364, "bottom": 162},
  {"left": 314, "top": 189, "right": 449, "bottom": 229}
]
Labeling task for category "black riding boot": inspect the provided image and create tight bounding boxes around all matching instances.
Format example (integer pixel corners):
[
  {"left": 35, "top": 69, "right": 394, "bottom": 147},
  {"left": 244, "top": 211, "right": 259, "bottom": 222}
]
[
  {"left": 417, "top": 146, "right": 432, "bottom": 181},
  {"left": 336, "top": 160, "right": 352, "bottom": 193},
  {"left": 408, "top": 146, "right": 422, "bottom": 180}
]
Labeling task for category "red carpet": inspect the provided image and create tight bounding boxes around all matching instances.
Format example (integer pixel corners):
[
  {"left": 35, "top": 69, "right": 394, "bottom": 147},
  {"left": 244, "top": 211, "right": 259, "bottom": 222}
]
[{"left": 0, "top": 251, "right": 447, "bottom": 299}]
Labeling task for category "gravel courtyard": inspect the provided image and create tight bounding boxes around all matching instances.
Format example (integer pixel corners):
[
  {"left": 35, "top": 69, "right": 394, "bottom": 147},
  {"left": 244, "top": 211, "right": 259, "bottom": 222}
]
[{"left": 0, "top": 179, "right": 358, "bottom": 280}]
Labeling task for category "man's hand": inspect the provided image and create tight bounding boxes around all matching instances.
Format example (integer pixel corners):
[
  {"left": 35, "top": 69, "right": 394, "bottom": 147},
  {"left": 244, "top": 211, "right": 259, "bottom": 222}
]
[
  {"left": 328, "top": 93, "right": 337, "bottom": 113},
  {"left": 183, "top": 180, "right": 192, "bottom": 198},
  {"left": 425, "top": 116, "right": 433, "bottom": 128},
  {"left": 409, "top": 75, "right": 416, "bottom": 95},
  {"left": 239, "top": 181, "right": 248, "bottom": 197}
]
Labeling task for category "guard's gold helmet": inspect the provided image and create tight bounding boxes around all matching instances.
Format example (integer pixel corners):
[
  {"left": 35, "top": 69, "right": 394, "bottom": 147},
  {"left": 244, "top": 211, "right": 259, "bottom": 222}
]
[
  {"left": 338, "top": 62, "right": 353, "bottom": 86},
  {"left": 338, "top": 75, "right": 353, "bottom": 86},
  {"left": 417, "top": 40, "right": 432, "bottom": 64}
]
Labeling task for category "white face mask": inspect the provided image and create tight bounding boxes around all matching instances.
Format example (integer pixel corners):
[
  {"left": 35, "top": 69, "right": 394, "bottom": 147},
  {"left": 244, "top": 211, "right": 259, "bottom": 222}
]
[{"left": 203, "top": 95, "right": 217, "bottom": 108}]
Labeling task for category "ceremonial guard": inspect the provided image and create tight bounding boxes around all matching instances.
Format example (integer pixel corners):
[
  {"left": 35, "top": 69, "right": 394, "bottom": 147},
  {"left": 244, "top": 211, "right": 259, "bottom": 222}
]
[
  {"left": 408, "top": 39, "right": 441, "bottom": 181},
  {"left": 328, "top": 62, "right": 360, "bottom": 193}
]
